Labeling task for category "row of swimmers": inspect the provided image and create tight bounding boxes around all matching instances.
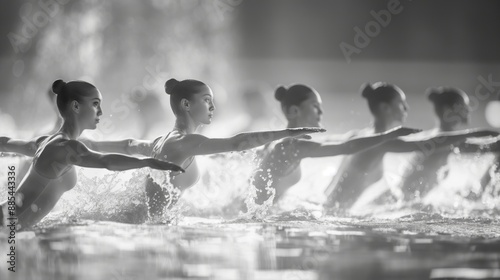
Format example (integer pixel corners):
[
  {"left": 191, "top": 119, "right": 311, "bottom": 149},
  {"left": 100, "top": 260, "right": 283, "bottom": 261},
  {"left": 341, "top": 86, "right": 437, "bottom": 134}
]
[{"left": 1, "top": 78, "right": 499, "bottom": 229}]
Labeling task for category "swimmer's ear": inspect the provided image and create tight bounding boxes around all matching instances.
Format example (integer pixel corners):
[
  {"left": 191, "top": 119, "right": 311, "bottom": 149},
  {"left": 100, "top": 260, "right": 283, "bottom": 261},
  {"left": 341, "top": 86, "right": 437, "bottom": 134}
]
[
  {"left": 70, "top": 100, "right": 80, "bottom": 113},
  {"left": 180, "top": 98, "right": 190, "bottom": 112},
  {"left": 378, "top": 102, "right": 390, "bottom": 114},
  {"left": 286, "top": 105, "right": 300, "bottom": 119}
]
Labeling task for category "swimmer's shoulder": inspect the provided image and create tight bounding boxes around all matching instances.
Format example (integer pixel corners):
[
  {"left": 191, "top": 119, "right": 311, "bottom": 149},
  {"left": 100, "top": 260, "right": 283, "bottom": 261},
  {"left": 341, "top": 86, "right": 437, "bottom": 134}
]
[
  {"left": 36, "top": 134, "right": 67, "bottom": 153},
  {"left": 39, "top": 137, "right": 83, "bottom": 158},
  {"left": 153, "top": 131, "right": 193, "bottom": 157},
  {"left": 33, "top": 136, "right": 77, "bottom": 171}
]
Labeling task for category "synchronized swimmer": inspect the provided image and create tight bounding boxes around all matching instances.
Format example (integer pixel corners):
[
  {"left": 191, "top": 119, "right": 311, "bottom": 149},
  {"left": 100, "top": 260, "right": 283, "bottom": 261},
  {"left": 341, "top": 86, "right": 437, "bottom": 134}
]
[
  {"left": 323, "top": 83, "right": 498, "bottom": 209},
  {"left": 1, "top": 78, "right": 498, "bottom": 228},
  {"left": 253, "top": 84, "right": 421, "bottom": 205},
  {"left": 81, "top": 78, "right": 324, "bottom": 217},
  {"left": 0, "top": 80, "right": 185, "bottom": 229}
]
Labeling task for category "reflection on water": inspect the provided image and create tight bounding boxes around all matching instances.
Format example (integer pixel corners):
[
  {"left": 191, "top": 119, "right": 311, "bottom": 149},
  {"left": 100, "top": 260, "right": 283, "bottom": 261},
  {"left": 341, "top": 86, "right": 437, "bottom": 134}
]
[{"left": 1, "top": 217, "right": 499, "bottom": 280}]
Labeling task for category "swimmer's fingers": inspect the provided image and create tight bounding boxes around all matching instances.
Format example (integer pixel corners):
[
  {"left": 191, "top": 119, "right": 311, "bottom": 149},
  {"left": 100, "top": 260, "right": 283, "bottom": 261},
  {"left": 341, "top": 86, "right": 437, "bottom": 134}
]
[
  {"left": 390, "top": 127, "right": 423, "bottom": 137},
  {"left": 164, "top": 162, "right": 185, "bottom": 173},
  {"left": 148, "top": 159, "right": 185, "bottom": 173},
  {"left": 288, "top": 127, "right": 326, "bottom": 137}
]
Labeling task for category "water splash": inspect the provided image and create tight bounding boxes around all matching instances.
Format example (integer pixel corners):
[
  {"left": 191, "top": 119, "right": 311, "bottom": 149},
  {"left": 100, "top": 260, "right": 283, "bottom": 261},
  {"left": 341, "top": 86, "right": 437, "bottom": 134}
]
[
  {"left": 3, "top": 142, "right": 500, "bottom": 227},
  {"left": 52, "top": 169, "right": 150, "bottom": 224},
  {"left": 146, "top": 168, "right": 186, "bottom": 224}
]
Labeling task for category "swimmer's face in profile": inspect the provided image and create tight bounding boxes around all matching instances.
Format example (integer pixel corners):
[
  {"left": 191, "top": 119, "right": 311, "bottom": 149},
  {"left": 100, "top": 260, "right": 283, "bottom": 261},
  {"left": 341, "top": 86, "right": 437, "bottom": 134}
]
[
  {"left": 441, "top": 93, "right": 471, "bottom": 125},
  {"left": 189, "top": 86, "right": 216, "bottom": 125},
  {"left": 428, "top": 87, "right": 471, "bottom": 128},
  {"left": 296, "top": 89, "right": 323, "bottom": 128},
  {"left": 275, "top": 84, "right": 323, "bottom": 128},
  {"left": 442, "top": 97, "right": 471, "bottom": 126},
  {"left": 79, "top": 88, "right": 103, "bottom": 129},
  {"left": 387, "top": 88, "right": 409, "bottom": 123},
  {"left": 165, "top": 78, "right": 215, "bottom": 126},
  {"left": 362, "top": 82, "right": 408, "bottom": 125}
]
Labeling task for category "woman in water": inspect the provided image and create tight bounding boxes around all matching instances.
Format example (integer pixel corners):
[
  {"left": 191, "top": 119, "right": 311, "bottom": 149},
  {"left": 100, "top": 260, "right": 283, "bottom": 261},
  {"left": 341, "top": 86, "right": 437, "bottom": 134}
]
[
  {"left": 323, "top": 82, "right": 498, "bottom": 210},
  {"left": 83, "top": 78, "right": 324, "bottom": 217},
  {"left": 0, "top": 79, "right": 184, "bottom": 229},
  {"left": 252, "top": 84, "right": 422, "bottom": 205},
  {"left": 399, "top": 87, "right": 500, "bottom": 199}
]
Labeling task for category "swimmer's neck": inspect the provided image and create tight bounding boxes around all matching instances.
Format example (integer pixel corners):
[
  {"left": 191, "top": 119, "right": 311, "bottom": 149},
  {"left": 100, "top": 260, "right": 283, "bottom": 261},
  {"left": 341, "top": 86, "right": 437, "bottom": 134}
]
[
  {"left": 286, "top": 122, "right": 297, "bottom": 129},
  {"left": 173, "top": 118, "right": 199, "bottom": 134},
  {"left": 373, "top": 119, "right": 402, "bottom": 134},
  {"left": 57, "top": 121, "right": 84, "bottom": 139},
  {"left": 286, "top": 120, "right": 309, "bottom": 128}
]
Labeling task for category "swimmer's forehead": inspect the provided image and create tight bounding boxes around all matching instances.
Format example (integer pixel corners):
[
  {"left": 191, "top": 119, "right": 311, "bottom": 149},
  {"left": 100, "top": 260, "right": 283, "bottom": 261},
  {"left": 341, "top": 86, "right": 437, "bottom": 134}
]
[
  {"left": 394, "top": 87, "right": 406, "bottom": 100},
  {"left": 88, "top": 88, "right": 103, "bottom": 100},
  {"left": 197, "top": 85, "right": 214, "bottom": 98},
  {"left": 303, "top": 89, "right": 322, "bottom": 104},
  {"left": 312, "top": 89, "right": 322, "bottom": 103}
]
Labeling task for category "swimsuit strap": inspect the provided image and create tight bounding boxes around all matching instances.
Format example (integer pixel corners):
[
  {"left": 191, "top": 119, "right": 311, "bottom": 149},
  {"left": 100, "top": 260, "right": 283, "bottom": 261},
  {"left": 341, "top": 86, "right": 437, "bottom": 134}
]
[
  {"left": 32, "top": 133, "right": 73, "bottom": 179},
  {"left": 182, "top": 156, "right": 195, "bottom": 170},
  {"left": 151, "top": 132, "right": 172, "bottom": 158}
]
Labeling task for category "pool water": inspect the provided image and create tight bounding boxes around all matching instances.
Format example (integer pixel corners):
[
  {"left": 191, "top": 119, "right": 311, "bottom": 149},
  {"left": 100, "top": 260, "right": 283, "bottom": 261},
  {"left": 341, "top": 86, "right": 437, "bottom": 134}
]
[{"left": 1, "top": 216, "right": 499, "bottom": 280}]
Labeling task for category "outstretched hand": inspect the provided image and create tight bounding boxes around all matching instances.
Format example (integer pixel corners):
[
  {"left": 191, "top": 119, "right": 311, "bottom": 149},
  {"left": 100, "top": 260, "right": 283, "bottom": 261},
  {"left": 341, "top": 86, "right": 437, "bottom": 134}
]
[
  {"left": 388, "top": 126, "right": 423, "bottom": 137},
  {"left": 287, "top": 127, "right": 326, "bottom": 139},
  {"left": 147, "top": 159, "right": 185, "bottom": 173}
]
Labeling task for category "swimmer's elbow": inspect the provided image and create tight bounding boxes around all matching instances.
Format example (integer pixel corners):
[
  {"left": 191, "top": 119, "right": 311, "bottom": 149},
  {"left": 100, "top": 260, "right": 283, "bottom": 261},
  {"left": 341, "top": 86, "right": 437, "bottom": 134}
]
[
  {"left": 231, "top": 135, "right": 248, "bottom": 152},
  {"left": 95, "top": 155, "right": 116, "bottom": 170}
]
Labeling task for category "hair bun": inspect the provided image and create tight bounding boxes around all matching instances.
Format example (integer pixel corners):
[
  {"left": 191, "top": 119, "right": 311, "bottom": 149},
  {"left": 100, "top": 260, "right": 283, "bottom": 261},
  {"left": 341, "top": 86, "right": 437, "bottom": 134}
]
[
  {"left": 361, "top": 83, "right": 374, "bottom": 99},
  {"left": 426, "top": 88, "right": 440, "bottom": 102},
  {"left": 165, "top": 78, "right": 179, "bottom": 95},
  {"left": 52, "top": 79, "right": 66, "bottom": 95},
  {"left": 275, "top": 86, "right": 287, "bottom": 101}
]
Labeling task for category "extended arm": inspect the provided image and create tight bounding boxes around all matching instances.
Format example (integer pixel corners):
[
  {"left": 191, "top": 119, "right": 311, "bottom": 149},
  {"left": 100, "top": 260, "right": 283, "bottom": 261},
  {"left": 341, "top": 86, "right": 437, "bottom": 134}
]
[
  {"left": 182, "top": 128, "right": 325, "bottom": 156},
  {"left": 79, "top": 137, "right": 158, "bottom": 156},
  {"left": 383, "top": 129, "right": 499, "bottom": 153},
  {"left": 52, "top": 140, "right": 183, "bottom": 172},
  {"left": 0, "top": 135, "right": 48, "bottom": 156},
  {"left": 297, "top": 127, "right": 421, "bottom": 158}
]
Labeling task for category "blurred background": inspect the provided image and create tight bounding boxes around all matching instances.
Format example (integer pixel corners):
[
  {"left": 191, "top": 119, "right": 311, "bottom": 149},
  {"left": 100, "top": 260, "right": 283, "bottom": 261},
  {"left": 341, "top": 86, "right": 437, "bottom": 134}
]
[{"left": 1, "top": 0, "right": 500, "bottom": 139}]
